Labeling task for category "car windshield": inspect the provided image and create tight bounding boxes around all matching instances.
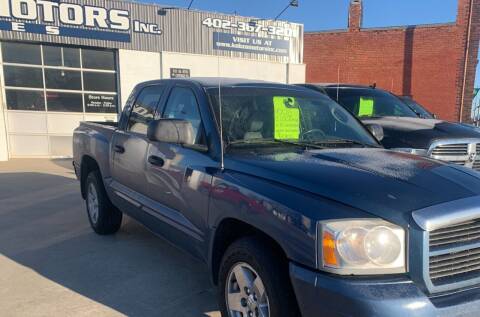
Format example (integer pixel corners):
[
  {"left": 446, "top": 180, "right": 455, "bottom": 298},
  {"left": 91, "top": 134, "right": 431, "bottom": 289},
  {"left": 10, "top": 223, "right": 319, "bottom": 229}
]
[
  {"left": 325, "top": 87, "right": 418, "bottom": 118},
  {"left": 206, "top": 86, "right": 378, "bottom": 149}
]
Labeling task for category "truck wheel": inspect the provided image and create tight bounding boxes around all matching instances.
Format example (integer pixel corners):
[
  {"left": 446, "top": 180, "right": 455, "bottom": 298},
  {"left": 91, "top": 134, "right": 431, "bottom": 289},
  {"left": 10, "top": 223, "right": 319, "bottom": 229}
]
[
  {"left": 85, "top": 170, "right": 122, "bottom": 235},
  {"left": 218, "top": 237, "right": 300, "bottom": 317}
]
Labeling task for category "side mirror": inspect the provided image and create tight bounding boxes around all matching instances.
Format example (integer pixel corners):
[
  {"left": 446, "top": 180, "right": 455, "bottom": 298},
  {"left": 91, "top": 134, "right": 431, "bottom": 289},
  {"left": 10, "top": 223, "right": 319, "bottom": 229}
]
[
  {"left": 366, "top": 124, "right": 384, "bottom": 142},
  {"left": 147, "top": 119, "right": 195, "bottom": 145},
  {"left": 432, "top": 113, "right": 437, "bottom": 119}
]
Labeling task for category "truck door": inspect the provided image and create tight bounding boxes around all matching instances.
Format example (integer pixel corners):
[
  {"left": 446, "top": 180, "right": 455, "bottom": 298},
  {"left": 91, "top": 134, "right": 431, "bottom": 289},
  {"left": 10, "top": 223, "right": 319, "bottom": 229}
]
[
  {"left": 144, "top": 84, "right": 216, "bottom": 254},
  {"left": 110, "top": 84, "right": 166, "bottom": 210}
]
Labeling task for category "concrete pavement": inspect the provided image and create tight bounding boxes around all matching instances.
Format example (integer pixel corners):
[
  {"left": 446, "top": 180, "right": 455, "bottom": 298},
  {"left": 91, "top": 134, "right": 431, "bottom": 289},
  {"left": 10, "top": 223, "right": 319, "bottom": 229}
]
[{"left": 0, "top": 159, "right": 220, "bottom": 317}]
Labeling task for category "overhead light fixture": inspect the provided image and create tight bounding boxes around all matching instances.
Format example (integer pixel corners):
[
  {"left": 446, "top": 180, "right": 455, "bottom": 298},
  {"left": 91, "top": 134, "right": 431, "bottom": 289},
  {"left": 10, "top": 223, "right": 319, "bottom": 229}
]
[
  {"left": 157, "top": 7, "right": 179, "bottom": 16},
  {"left": 274, "top": 0, "right": 299, "bottom": 21}
]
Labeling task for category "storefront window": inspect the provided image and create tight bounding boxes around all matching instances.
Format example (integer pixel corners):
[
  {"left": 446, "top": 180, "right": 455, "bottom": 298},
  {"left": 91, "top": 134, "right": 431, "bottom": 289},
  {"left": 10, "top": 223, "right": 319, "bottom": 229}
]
[
  {"left": 5, "top": 89, "right": 45, "bottom": 111},
  {"left": 46, "top": 92, "right": 83, "bottom": 112},
  {"left": 4, "top": 66, "right": 44, "bottom": 88},
  {"left": 2, "top": 42, "right": 42, "bottom": 65},
  {"left": 44, "top": 46, "right": 81, "bottom": 68},
  {"left": 82, "top": 49, "right": 115, "bottom": 70},
  {"left": 83, "top": 72, "right": 116, "bottom": 92},
  {"left": 45, "top": 69, "right": 82, "bottom": 90},
  {"left": 2, "top": 42, "right": 118, "bottom": 114}
]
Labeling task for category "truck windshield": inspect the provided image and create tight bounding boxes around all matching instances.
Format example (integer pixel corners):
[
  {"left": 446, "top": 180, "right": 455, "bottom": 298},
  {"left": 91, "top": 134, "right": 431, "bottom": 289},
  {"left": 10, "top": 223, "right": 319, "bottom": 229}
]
[
  {"left": 400, "top": 97, "right": 434, "bottom": 119},
  {"left": 207, "top": 87, "right": 378, "bottom": 148},
  {"left": 325, "top": 87, "right": 418, "bottom": 119}
]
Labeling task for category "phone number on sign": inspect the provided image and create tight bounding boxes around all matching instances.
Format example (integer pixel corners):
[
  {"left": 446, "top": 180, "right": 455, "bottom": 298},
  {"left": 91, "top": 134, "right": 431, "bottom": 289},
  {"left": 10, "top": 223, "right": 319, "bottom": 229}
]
[{"left": 202, "top": 18, "right": 295, "bottom": 37}]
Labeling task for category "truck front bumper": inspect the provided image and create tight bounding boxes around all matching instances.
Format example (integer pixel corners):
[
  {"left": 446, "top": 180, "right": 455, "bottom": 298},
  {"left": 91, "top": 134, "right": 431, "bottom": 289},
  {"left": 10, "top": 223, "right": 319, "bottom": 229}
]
[{"left": 290, "top": 263, "right": 480, "bottom": 317}]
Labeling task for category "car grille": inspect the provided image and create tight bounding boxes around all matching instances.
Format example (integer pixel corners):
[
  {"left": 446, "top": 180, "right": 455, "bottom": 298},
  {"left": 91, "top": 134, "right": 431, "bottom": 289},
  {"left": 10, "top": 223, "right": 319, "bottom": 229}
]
[
  {"left": 429, "top": 220, "right": 480, "bottom": 285},
  {"left": 429, "top": 140, "right": 480, "bottom": 171}
]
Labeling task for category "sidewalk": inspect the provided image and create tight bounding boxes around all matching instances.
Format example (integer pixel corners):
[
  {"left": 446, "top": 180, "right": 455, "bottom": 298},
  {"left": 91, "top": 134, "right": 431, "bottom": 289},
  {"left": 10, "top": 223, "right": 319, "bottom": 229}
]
[{"left": 0, "top": 159, "right": 219, "bottom": 317}]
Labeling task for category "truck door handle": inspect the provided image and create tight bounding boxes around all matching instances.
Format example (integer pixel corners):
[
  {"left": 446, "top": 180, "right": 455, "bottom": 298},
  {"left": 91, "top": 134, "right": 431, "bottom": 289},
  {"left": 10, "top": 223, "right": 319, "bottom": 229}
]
[
  {"left": 114, "top": 145, "right": 125, "bottom": 153},
  {"left": 148, "top": 155, "right": 165, "bottom": 167}
]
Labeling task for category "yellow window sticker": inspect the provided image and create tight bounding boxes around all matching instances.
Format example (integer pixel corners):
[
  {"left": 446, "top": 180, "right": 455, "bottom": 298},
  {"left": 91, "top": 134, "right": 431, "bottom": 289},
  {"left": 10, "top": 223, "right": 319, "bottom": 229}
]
[
  {"left": 273, "top": 96, "right": 300, "bottom": 140},
  {"left": 358, "top": 97, "right": 374, "bottom": 117}
]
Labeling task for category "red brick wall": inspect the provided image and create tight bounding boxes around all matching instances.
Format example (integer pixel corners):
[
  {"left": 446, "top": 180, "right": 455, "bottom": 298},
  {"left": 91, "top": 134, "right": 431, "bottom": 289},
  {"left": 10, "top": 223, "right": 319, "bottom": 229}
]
[{"left": 304, "top": 0, "right": 480, "bottom": 122}]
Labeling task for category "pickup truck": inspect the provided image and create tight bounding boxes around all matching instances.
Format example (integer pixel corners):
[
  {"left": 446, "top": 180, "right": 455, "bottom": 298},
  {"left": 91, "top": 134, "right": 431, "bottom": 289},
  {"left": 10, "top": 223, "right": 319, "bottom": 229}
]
[
  {"left": 299, "top": 84, "right": 480, "bottom": 171},
  {"left": 73, "top": 78, "right": 480, "bottom": 317}
]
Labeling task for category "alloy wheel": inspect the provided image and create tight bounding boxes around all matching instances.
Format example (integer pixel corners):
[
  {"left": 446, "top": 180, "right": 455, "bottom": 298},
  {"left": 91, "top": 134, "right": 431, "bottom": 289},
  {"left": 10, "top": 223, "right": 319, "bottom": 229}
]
[
  {"left": 225, "top": 262, "right": 269, "bottom": 317},
  {"left": 87, "top": 183, "right": 99, "bottom": 224}
]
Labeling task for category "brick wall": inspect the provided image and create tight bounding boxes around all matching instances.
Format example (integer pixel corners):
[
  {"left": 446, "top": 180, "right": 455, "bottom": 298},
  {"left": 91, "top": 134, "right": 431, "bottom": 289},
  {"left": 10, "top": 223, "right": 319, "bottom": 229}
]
[{"left": 304, "top": 0, "right": 480, "bottom": 122}]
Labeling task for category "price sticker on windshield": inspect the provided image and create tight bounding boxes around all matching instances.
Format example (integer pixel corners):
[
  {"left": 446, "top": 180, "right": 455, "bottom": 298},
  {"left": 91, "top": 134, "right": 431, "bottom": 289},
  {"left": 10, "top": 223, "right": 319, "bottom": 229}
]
[
  {"left": 358, "top": 97, "right": 374, "bottom": 117},
  {"left": 274, "top": 97, "right": 300, "bottom": 140}
]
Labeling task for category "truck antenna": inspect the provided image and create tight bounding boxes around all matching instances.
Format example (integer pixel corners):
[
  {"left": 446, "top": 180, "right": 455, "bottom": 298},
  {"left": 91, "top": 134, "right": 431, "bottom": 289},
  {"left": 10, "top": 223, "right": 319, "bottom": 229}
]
[
  {"left": 217, "top": 37, "right": 225, "bottom": 171},
  {"left": 336, "top": 65, "right": 340, "bottom": 102}
]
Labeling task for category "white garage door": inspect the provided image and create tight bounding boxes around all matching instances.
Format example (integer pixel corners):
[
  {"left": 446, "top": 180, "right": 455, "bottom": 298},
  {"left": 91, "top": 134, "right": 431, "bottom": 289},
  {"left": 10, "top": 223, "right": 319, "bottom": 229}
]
[{"left": 0, "top": 41, "right": 119, "bottom": 158}]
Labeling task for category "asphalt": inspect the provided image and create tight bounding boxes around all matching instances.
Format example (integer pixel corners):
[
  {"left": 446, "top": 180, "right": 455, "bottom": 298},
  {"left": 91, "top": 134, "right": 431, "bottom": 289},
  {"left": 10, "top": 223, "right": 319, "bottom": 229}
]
[{"left": 0, "top": 159, "right": 220, "bottom": 317}]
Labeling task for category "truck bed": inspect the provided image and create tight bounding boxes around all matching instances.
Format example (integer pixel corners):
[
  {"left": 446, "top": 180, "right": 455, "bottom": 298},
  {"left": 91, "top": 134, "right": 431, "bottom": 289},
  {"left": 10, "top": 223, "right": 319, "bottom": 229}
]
[{"left": 73, "top": 121, "right": 119, "bottom": 181}]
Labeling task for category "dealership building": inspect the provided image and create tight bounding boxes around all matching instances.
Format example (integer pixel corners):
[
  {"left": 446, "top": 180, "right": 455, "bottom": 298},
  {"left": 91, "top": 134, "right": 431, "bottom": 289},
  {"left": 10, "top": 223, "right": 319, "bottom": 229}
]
[{"left": 0, "top": 0, "right": 305, "bottom": 160}]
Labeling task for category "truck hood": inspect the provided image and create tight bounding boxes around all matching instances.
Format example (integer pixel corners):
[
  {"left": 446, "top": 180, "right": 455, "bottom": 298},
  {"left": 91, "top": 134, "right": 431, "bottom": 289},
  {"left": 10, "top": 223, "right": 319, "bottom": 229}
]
[
  {"left": 226, "top": 148, "right": 480, "bottom": 225},
  {"left": 361, "top": 117, "right": 480, "bottom": 149}
]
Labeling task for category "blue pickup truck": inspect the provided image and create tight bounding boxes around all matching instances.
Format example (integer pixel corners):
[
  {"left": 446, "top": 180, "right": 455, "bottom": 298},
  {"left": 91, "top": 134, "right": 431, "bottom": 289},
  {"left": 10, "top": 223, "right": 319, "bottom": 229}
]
[{"left": 73, "top": 78, "right": 480, "bottom": 317}]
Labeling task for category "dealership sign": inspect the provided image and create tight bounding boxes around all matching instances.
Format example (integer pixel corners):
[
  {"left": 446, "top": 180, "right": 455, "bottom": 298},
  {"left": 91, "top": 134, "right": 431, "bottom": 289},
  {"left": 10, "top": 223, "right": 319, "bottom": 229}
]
[
  {"left": 213, "top": 32, "right": 289, "bottom": 57},
  {"left": 0, "top": 0, "right": 162, "bottom": 42},
  {"left": 202, "top": 18, "right": 292, "bottom": 57}
]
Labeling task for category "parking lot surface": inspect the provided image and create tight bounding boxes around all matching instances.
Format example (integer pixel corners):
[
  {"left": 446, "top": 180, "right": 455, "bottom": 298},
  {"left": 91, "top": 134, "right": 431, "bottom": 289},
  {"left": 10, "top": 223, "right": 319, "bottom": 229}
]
[{"left": 0, "top": 159, "right": 220, "bottom": 317}]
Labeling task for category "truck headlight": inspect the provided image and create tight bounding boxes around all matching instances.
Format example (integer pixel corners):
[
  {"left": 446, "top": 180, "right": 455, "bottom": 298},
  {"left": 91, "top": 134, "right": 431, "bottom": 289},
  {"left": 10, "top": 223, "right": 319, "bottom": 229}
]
[{"left": 319, "top": 219, "right": 406, "bottom": 275}]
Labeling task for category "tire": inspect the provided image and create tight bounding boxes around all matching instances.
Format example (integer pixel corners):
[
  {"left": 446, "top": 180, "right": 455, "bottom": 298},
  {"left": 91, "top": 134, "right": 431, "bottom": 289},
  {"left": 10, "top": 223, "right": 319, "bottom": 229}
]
[
  {"left": 218, "top": 236, "right": 300, "bottom": 317},
  {"left": 85, "top": 170, "right": 122, "bottom": 235}
]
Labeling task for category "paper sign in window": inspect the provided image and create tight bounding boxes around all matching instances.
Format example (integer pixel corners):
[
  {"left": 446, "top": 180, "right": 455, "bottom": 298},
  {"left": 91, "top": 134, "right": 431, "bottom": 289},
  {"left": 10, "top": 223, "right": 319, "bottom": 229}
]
[
  {"left": 358, "top": 97, "right": 374, "bottom": 117},
  {"left": 274, "top": 96, "right": 300, "bottom": 140}
]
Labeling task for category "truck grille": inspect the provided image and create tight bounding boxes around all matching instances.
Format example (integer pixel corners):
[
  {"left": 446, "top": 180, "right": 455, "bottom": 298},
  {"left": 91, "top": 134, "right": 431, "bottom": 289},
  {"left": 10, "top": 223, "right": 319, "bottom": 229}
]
[
  {"left": 429, "top": 220, "right": 480, "bottom": 285},
  {"left": 430, "top": 220, "right": 480, "bottom": 248},
  {"left": 430, "top": 143, "right": 468, "bottom": 156},
  {"left": 429, "top": 140, "right": 480, "bottom": 171}
]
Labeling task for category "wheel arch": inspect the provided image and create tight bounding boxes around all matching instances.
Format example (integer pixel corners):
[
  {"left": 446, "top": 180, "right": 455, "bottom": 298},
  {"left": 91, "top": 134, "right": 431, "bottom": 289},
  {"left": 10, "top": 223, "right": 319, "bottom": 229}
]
[
  {"left": 209, "top": 217, "right": 289, "bottom": 285},
  {"left": 80, "top": 155, "right": 101, "bottom": 199}
]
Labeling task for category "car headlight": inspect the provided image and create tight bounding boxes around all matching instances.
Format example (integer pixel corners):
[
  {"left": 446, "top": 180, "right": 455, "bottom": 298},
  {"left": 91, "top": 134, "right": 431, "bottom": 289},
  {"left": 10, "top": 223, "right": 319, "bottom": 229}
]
[
  {"left": 319, "top": 219, "right": 406, "bottom": 275},
  {"left": 391, "top": 148, "right": 428, "bottom": 156}
]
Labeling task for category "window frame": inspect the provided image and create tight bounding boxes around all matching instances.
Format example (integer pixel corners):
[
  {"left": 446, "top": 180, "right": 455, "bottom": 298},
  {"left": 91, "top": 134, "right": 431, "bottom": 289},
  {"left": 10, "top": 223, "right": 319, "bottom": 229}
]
[
  {"left": 160, "top": 85, "right": 207, "bottom": 145},
  {"left": 126, "top": 84, "right": 166, "bottom": 136}
]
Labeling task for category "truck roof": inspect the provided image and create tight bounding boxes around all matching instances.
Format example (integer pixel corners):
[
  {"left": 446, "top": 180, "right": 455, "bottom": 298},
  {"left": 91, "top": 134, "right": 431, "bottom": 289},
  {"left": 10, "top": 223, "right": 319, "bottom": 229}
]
[
  {"left": 299, "top": 83, "right": 375, "bottom": 89},
  {"left": 139, "top": 77, "right": 310, "bottom": 90}
]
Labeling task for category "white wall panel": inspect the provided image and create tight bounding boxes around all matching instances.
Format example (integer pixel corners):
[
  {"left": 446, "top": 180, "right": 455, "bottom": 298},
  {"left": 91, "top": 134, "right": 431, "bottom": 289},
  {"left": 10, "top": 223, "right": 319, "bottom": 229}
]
[
  {"left": 118, "top": 49, "right": 161, "bottom": 108},
  {"left": 288, "top": 64, "right": 307, "bottom": 84},
  {"left": 49, "top": 136, "right": 73, "bottom": 157},
  {"left": 161, "top": 52, "right": 306, "bottom": 84},
  {"left": 9, "top": 135, "right": 49, "bottom": 157},
  {"left": 7, "top": 112, "right": 48, "bottom": 134},
  {"left": 84, "top": 114, "right": 118, "bottom": 122},
  {"left": 47, "top": 113, "right": 84, "bottom": 135}
]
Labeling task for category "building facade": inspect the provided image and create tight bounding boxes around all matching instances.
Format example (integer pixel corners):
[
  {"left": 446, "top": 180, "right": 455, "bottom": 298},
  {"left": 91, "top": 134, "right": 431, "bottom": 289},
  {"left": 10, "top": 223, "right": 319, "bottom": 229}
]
[
  {"left": 0, "top": 0, "right": 305, "bottom": 160},
  {"left": 304, "top": 0, "right": 480, "bottom": 123}
]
